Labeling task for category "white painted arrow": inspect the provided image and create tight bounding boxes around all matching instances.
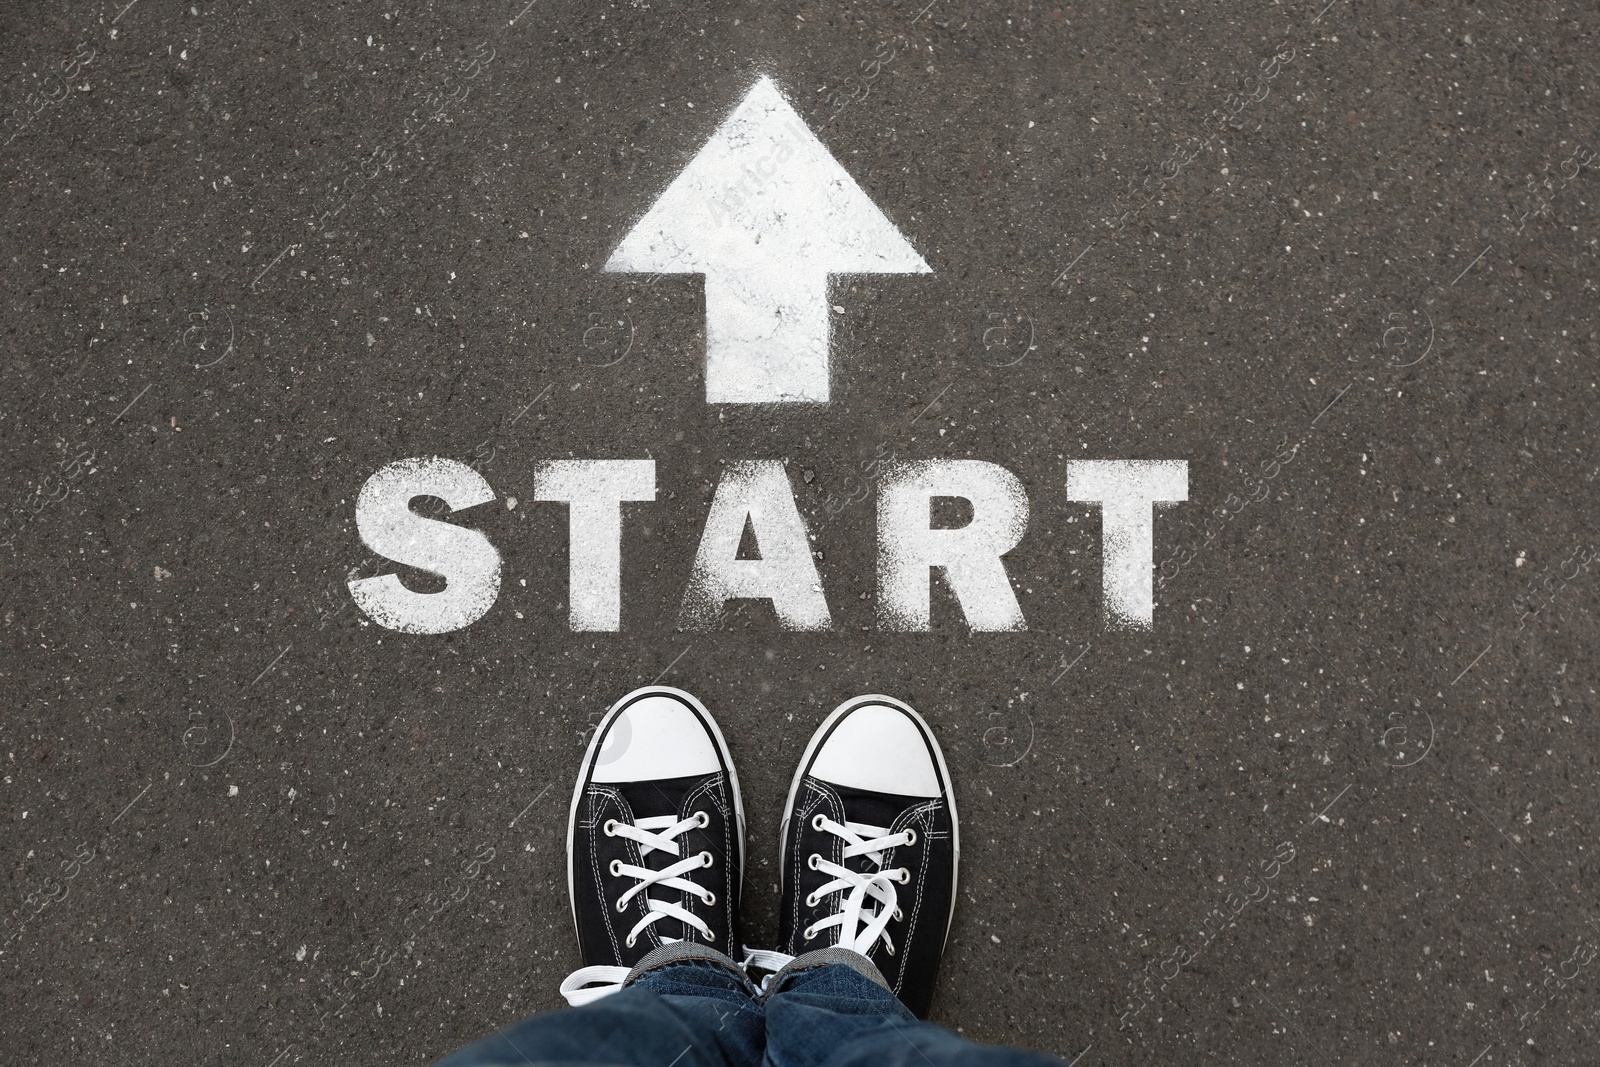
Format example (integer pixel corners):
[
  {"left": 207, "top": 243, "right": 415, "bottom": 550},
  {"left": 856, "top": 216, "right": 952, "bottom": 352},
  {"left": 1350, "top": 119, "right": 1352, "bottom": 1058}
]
[{"left": 605, "top": 76, "right": 931, "bottom": 403}]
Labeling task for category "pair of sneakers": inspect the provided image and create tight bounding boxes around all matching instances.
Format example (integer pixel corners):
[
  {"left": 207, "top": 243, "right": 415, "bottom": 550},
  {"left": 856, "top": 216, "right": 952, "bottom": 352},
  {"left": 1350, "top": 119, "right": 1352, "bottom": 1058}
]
[{"left": 560, "top": 686, "right": 959, "bottom": 1018}]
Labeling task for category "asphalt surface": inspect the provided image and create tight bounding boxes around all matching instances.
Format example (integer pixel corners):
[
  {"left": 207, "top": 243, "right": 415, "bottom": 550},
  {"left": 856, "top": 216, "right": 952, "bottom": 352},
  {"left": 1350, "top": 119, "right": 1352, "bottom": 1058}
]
[{"left": 4, "top": 0, "right": 1599, "bottom": 1064}]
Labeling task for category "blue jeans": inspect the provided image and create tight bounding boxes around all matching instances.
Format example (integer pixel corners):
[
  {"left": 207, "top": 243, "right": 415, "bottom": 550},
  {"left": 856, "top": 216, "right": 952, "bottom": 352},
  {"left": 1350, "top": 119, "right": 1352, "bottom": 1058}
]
[{"left": 435, "top": 946, "right": 1065, "bottom": 1067}]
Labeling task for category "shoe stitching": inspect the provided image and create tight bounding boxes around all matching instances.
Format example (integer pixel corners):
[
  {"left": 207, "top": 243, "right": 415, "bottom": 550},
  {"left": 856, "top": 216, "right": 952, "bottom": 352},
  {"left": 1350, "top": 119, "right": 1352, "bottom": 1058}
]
[
  {"left": 790, "top": 779, "right": 846, "bottom": 954},
  {"left": 681, "top": 773, "right": 733, "bottom": 948},
  {"left": 789, "top": 782, "right": 828, "bottom": 951},
  {"left": 885, "top": 798, "right": 941, "bottom": 995},
  {"left": 585, "top": 785, "right": 634, "bottom": 966}
]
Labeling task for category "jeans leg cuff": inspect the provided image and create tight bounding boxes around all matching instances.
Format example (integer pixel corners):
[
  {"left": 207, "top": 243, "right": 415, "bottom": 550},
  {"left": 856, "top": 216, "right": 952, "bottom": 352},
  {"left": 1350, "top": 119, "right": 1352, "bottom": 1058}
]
[
  {"left": 766, "top": 946, "right": 891, "bottom": 994},
  {"left": 623, "top": 941, "right": 755, "bottom": 991}
]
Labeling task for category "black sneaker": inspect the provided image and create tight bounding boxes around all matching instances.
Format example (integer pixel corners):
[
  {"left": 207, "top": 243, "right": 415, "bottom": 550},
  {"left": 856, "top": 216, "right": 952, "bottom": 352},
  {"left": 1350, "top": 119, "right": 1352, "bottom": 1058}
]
[
  {"left": 774, "top": 694, "right": 959, "bottom": 1017},
  {"left": 560, "top": 686, "right": 745, "bottom": 1004}
]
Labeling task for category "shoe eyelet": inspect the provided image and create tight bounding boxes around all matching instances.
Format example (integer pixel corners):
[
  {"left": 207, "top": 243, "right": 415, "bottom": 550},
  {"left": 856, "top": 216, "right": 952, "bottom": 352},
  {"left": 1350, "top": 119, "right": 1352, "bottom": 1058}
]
[
  {"left": 807, "top": 853, "right": 822, "bottom": 871},
  {"left": 625, "top": 933, "right": 637, "bottom": 948},
  {"left": 902, "top": 828, "right": 918, "bottom": 847},
  {"left": 896, "top": 867, "right": 911, "bottom": 884},
  {"left": 885, "top": 941, "right": 897, "bottom": 957},
  {"left": 802, "top": 925, "right": 817, "bottom": 941},
  {"left": 893, "top": 907, "right": 904, "bottom": 922},
  {"left": 608, "top": 859, "right": 623, "bottom": 876},
  {"left": 805, "top": 891, "right": 820, "bottom": 907},
  {"left": 603, "top": 819, "right": 619, "bottom": 836},
  {"left": 694, "top": 810, "right": 711, "bottom": 828},
  {"left": 615, "top": 897, "right": 629, "bottom": 913},
  {"left": 698, "top": 850, "right": 714, "bottom": 868},
  {"left": 811, "top": 813, "right": 827, "bottom": 831},
  {"left": 701, "top": 891, "right": 717, "bottom": 907}
]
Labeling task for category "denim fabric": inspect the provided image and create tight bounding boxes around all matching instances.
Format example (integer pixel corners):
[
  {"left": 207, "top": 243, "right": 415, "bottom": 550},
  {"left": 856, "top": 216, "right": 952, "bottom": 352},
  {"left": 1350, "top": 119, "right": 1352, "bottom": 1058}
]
[{"left": 435, "top": 957, "right": 1065, "bottom": 1067}]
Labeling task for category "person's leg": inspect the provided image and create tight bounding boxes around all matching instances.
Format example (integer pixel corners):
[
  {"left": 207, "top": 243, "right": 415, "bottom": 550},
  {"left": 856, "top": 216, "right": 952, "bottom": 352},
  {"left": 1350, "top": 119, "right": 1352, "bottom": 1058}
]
[
  {"left": 771, "top": 694, "right": 961, "bottom": 1017},
  {"left": 756, "top": 696, "right": 1068, "bottom": 1067},
  {"left": 434, "top": 686, "right": 760, "bottom": 1067},
  {"left": 436, "top": 942, "right": 764, "bottom": 1067},
  {"left": 759, "top": 949, "right": 1064, "bottom": 1067}
]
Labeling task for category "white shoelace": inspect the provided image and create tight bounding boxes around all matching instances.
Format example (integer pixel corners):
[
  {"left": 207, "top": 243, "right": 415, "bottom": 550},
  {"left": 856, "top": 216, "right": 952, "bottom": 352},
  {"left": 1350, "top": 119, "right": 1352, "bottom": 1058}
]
[
  {"left": 559, "top": 811, "right": 716, "bottom": 1005},
  {"left": 746, "top": 814, "right": 915, "bottom": 987}
]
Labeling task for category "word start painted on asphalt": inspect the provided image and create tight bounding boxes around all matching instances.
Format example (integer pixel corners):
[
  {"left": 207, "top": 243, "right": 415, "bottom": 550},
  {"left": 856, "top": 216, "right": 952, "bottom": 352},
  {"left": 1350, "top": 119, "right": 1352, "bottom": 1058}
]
[{"left": 348, "top": 78, "right": 1189, "bottom": 636}]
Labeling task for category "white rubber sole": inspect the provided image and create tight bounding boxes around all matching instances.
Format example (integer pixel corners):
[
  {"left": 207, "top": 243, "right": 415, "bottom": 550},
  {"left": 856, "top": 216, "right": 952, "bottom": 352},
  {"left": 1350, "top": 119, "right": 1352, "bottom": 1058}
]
[
  {"left": 565, "top": 685, "right": 747, "bottom": 946},
  {"left": 778, "top": 693, "right": 961, "bottom": 944}
]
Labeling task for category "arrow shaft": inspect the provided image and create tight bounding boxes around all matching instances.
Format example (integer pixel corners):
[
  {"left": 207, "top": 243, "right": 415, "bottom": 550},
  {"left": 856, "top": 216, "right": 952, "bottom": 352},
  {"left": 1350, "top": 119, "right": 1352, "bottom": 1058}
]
[{"left": 704, "top": 273, "right": 831, "bottom": 403}]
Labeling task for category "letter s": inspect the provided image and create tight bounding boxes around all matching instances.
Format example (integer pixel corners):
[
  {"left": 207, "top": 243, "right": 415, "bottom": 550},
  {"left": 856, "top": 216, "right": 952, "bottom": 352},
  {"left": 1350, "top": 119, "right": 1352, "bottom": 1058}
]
[{"left": 348, "top": 457, "right": 501, "bottom": 634}]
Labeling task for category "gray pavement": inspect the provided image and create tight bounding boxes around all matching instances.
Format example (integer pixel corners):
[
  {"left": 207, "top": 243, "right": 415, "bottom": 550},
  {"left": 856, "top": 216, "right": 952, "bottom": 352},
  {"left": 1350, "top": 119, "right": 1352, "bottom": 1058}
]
[{"left": 3, "top": 0, "right": 1599, "bottom": 1064}]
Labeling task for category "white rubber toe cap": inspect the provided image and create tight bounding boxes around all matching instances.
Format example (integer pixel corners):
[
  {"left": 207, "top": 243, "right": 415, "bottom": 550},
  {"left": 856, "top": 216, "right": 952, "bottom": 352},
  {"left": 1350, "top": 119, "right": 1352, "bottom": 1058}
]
[
  {"left": 591, "top": 693, "right": 720, "bottom": 783},
  {"left": 809, "top": 702, "right": 942, "bottom": 797}
]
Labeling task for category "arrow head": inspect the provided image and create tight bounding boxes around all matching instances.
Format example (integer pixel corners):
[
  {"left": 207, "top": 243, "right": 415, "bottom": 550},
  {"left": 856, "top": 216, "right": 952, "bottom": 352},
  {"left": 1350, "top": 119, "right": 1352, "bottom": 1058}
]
[
  {"left": 608, "top": 77, "right": 931, "bottom": 276},
  {"left": 605, "top": 77, "right": 931, "bottom": 403}
]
